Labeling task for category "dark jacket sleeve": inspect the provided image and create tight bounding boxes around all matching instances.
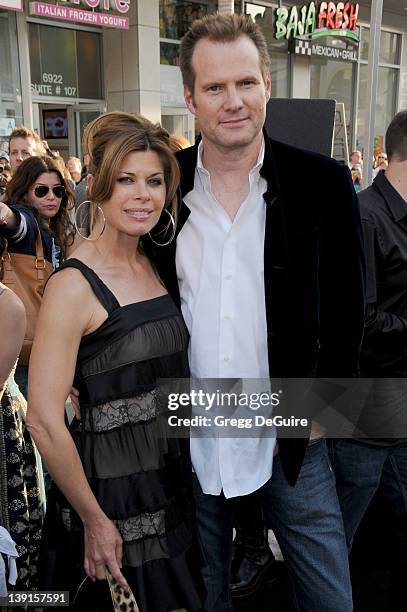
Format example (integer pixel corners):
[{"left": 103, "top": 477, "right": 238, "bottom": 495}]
[
  {"left": 0, "top": 205, "right": 53, "bottom": 263},
  {"left": 362, "top": 217, "right": 407, "bottom": 359},
  {"left": 317, "top": 163, "right": 366, "bottom": 377},
  {"left": 0, "top": 205, "right": 35, "bottom": 250}
]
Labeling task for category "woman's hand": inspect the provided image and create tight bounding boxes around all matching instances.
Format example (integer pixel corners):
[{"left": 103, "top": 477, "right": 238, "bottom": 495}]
[
  {"left": 0, "top": 201, "right": 11, "bottom": 225},
  {"left": 83, "top": 514, "right": 128, "bottom": 589},
  {"left": 0, "top": 202, "right": 17, "bottom": 229}
]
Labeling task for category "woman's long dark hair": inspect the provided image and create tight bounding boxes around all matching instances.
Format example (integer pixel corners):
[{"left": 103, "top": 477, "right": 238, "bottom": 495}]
[
  {"left": 0, "top": 235, "right": 6, "bottom": 257},
  {"left": 4, "top": 156, "right": 75, "bottom": 249}
]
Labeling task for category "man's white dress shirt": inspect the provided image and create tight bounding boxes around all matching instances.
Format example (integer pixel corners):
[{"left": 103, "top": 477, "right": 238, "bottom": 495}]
[{"left": 176, "top": 139, "right": 276, "bottom": 498}]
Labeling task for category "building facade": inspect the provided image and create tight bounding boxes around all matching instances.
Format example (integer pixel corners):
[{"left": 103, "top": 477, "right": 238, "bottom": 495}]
[{"left": 1, "top": 0, "right": 406, "bottom": 158}]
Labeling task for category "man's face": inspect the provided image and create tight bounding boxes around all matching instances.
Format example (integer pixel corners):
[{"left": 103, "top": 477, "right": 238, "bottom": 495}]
[
  {"left": 9, "top": 137, "right": 36, "bottom": 173},
  {"left": 350, "top": 152, "right": 361, "bottom": 166},
  {"left": 184, "top": 36, "right": 271, "bottom": 151}
]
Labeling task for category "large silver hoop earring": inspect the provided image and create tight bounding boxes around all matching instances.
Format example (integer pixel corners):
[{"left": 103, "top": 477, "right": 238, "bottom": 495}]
[
  {"left": 74, "top": 200, "right": 106, "bottom": 241},
  {"left": 148, "top": 208, "right": 176, "bottom": 247}
]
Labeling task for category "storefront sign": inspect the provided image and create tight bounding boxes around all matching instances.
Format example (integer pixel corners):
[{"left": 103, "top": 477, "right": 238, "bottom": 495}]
[
  {"left": 0, "top": 118, "right": 16, "bottom": 137},
  {"left": 275, "top": 2, "right": 359, "bottom": 44},
  {"left": 29, "top": 1, "right": 129, "bottom": 29},
  {"left": 58, "top": 0, "right": 129, "bottom": 12},
  {"left": 0, "top": 0, "right": 23, "bottom": 10},
  {"left": 295, "top": 39, "right": 357, "bottom": 61}
]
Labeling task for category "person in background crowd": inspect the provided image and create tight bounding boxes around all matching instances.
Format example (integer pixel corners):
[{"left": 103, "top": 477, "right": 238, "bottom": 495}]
[
  {"left": 8, "top": 127, "right": 46, "bottom": 175},
  {"left": 170, "top": 133, "right": 191, "bottom": 151},
  {"left": 0, "top": 272, "right": 45, "bottom": 592},
  {"left": 351, "top": 163, "right": 363, "bottom": 193},
  {"left": 0, "top": 150, "right": 10, "bottom": 166},
  {"left": 66, "top": 156, "right": 82, "bottom": 185},
  {"left": 0, "top": 156, "right": 75, "bottom": 396},
  {"left": 0, "top": 152, "right": 11, "bottom": 201},
  {"left": 0, "top": 162, "right": 11, "bottom": 201},
  {"left": 143, "top": 13, "right": 365, "bottom": 612},
  {"left": 372, "top": 151, "right": 388, "bottom": 179},
  {"left": 331, "top": 110, "right": 407, "bottom": 611},
  {"left": 349, "top": 150, "right": 363, "bottom": 170},
  {"left": 27, "top": 111, "right": 204, "bottom": 611},
  {"left": 73, "top": 154, "right": 91, "bottom": 211}
]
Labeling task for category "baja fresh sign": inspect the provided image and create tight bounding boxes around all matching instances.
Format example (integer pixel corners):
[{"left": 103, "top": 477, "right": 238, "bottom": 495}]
[{"left": 275, "top": 2, "right": 360, "bottom": 44}]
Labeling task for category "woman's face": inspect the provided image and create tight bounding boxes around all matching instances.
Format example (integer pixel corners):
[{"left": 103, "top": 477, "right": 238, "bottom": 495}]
[
  {"left": 102, "top": 150, "right": 167, "bottom": 237},
  {"left": 27, "top": 171, "right": 64, "bottom": 220}
]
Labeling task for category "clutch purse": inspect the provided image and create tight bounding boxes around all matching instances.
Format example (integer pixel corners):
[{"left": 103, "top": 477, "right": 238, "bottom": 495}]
[{"left": 106, "top": 568, "right": 139, "bottom": 612}]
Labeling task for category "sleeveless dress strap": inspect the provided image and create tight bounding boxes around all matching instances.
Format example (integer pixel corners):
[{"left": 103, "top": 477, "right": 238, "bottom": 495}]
[{"left": 54, "top": 258, "right": 120, "bottom": 315}]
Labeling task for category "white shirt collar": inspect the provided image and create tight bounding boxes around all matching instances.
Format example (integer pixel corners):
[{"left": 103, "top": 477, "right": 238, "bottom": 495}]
[{"left": 197, "top": 136, "right": 265, "bottom": 178}]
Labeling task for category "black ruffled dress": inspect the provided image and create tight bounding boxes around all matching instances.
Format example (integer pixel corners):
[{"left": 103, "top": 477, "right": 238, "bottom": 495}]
[{"left": 40, "top": 259, "right": 204, "bottom": 611}]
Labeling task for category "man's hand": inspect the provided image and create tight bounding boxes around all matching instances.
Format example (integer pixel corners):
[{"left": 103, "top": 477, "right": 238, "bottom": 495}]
[{"left": 70, "top": 386, "right": 81, "bottom": 420}]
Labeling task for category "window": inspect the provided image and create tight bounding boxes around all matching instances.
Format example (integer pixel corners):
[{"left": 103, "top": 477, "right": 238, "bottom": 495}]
[
  {"left": 357, "top": 64, "right": 399, "bottom": 153},
  {"left": 356, "top": 26, "right": 401, "bottom": 151},
  {"left": 0, "top": 9, "right": 23, "bottom": 139},
  {"left": 360, "top": 27, "right": 401, "bottom": 65},
  {"left": 29, "top": 23, "right": 103, "bottom": 100},
  {"left": 160, "top": 0, "right": 217, "bottom": 66},
  {"left": 310, "top": 23, "right": 401, "bottom": 154},
  {"left": 311, "top": 60, "right": 353, "bottom": 127}
]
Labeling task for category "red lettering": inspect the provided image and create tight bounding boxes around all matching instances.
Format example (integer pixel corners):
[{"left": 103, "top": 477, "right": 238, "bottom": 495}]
[
  {"left": 349, "top": 3, "right": 359, "bottom": 30},
  {"left": 342, "top": 2, "right": 350, "bottom": 28},
  {"left": 335, "top": 2, "right": 344, "bottom": 28},
  {"left": 327, "top": 2, "right": 336, "bottom": 29},
  {"left": 318, "top": 1, "right": 327, "bottom": 28}
]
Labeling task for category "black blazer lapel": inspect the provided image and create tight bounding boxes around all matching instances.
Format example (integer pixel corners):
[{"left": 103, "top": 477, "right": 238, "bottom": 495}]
[{"left": 261, "top": 135, "right": 289, "bottom": 377}]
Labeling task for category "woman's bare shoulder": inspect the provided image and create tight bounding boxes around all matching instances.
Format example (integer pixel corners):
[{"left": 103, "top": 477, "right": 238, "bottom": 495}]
[{"left": 44, "top": 265, "right": 92, "bottom": 304}]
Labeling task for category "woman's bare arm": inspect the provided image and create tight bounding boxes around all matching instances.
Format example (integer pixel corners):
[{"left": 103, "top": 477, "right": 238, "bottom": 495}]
[
  {"left": 0, "top": 284, "right": 25, "bottom": 399},
  {"left": 26, "top": 269, "right": 127, "bottom": 587}
]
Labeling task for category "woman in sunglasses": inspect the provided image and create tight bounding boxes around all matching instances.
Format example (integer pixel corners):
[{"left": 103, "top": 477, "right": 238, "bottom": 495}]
[
  {"left": 0, "top": 155, "right": 74, "bottom": 395},
  {"left": 0, "top": 155, "right": 74, "bottom": 268}
]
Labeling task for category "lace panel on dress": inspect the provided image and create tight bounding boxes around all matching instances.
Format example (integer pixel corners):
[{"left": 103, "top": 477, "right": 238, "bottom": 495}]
[
  {"left": 114, "top": 509, "right": 165, "bottom": 542},
  {"left": 83, "top": 389, "right": 161, "bottom": 432}
]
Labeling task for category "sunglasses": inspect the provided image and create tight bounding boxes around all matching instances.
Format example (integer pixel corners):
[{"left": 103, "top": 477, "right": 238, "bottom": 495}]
[{"left": 33, "top": 185, "right": 66, "bottom": 199}]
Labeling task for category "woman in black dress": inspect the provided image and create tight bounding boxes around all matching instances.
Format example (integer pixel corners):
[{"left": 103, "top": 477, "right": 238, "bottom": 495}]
[{"left": 27, "top": 112, "right": 203, "bottom": 611}]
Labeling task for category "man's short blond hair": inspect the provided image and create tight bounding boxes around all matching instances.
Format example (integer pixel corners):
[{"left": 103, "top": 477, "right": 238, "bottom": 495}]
[
  {"left": 9, "top": 126, "right": 46, "bottom": 156},
  {"left": 179, "top": 13, "right": 271, "bottom": 95}
]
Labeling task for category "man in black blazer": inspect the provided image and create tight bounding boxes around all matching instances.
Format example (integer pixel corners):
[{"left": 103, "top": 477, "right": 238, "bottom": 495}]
[
  {"left": 331, "top": 111, "right": 407, "bottom": 608},
  {"left": 146, "top": 13, "right": 365, "bottom": 612}
]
